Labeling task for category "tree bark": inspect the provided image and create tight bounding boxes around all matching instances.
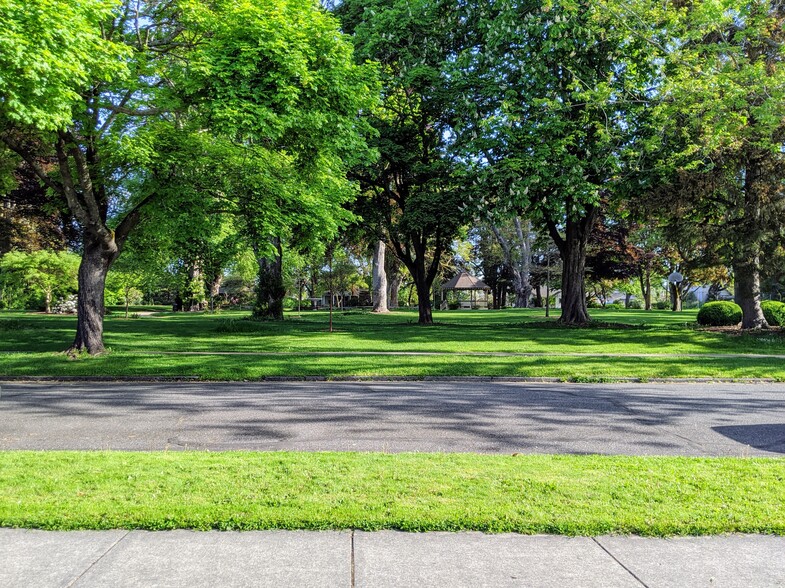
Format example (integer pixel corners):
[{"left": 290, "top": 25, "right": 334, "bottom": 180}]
[
  {"left": 734, "top": 256, "right": 767, "bottom": 328},
  {"left": 388, "top": 272, "right": 401, "bottom": 308},
  {"left": 390, "top": 237, "right": 441, "bottom": 324},
  {"left": 733, "top": 156, "right": 768, "bottom": 329},
  {"left": 372, "top": 240, "right": 389, "bottom": 313},
  {"left": 490, "top": 218, "right": 532, "bottom": 308},
  {"left": 414, "top": 274, "right": 433, "bottom": 323},
  {"left": 559, "top": 242, "right": 590, "bottom": 323},
  {"left": 546, "top": 207, "right": 596, "bottom": 325},
  {"left": 70, "top": 237, "right": 115, "bottom": 355},
  {"left": 670, "top": 282, "right": 682, "bottom": 312},
  {"left": 253, "top": 237, "right": 285, "bottom": 320}
]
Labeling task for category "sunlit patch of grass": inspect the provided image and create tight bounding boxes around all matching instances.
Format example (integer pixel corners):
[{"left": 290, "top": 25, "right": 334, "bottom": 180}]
[
  {"left": 1, "top": 308, "right": 783, "bottom": 379},
  {"left": 1, "top": 452, "right": 783, "bottom": 536}
]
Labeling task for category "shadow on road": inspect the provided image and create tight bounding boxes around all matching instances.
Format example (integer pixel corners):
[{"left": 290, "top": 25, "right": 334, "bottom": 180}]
[
  {"left": 2, "top": 382, "right": 785, "bottom": 455},
  {"left": 712, "top": 424, "right": 785, "bottom": 454}
]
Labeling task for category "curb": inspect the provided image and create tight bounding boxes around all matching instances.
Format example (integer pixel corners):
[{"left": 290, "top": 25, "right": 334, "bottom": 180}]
[{"left": 0, "top": 376, "right": 780, "bottom": 384}]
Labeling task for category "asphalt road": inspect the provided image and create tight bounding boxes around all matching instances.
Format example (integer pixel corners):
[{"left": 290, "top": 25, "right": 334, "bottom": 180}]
[{"left": 1, "top": 381, "right": 784, "bottom": 455}]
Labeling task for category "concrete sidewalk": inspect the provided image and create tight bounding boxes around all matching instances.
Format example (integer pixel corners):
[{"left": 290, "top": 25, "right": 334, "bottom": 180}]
[{"left": 2, "top": 529, "right": 784, "bottom": 587}]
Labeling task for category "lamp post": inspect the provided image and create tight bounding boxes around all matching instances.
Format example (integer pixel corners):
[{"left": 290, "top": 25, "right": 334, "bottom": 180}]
[{"left": 668, "top": 271, "right": 684, "bottom": 312}]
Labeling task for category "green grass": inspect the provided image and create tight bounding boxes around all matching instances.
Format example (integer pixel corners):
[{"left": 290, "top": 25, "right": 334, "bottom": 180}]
[
  {"left": 1, "top": 308, "right": 784, "bottom": 380},
  {"left": 1, "top": 452, "right": 783, "bottom": 536}
]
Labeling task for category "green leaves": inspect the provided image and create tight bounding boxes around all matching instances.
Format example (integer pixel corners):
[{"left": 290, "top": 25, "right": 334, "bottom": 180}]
[
  {"left": 187, "top": 0, "right": 377, "bottom": 164},
  {"left": 0, "top": 0, "right": 129, "bottom": 130}
]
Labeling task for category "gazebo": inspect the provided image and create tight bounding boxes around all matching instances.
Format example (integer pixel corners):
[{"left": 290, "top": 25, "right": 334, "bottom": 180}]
[{"left": 441, "top": 272, "right": 491, "bottom": 309}]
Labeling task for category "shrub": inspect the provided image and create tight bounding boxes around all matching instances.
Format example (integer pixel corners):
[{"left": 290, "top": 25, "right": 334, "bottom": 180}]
[
  {"left": 605, "top": 303, "right": 624, "bottom": 310},
  {"left": 587, "top": 299, "right": 602, "bottom": 309},
  {"left": 761, "top": 300, "right": 785, "bottom": 327},
  {"left": 448, "top": 301, "right": 460, "bottom": 310},
  {"left": 697, "top": 301, "right": 743, "bottom": 326},
  {"left": 628, "top": 300, "right": 643, "bottom": 309},
  {"left": 52, "top": 295, "right": 78, "bottom": 314},
  {"left": 654, "top": 301, "right": 669, "bottom": 310}
]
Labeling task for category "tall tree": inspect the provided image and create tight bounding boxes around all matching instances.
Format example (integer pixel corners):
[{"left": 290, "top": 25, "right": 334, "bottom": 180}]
[
  {"left": 187, "top": 0, "right": 377, "bottom": 321},
  {"left": 456, "top": 0, "right": 657, "bottom": 324},
  {"left": 643, "top": 0, "right": 785, "bottom": 328},
  {"left": 0, "top": 0, "right": 137, "bottom": 352},
  {"left": 0, "top": 0, "right": 375, "bottom": 351},
  {"left": 337, "top": 0, "right": 469, "bottom": 324}
]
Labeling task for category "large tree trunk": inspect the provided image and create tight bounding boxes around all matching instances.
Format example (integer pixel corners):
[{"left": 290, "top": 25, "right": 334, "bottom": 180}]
[
  {"left": 70, "top": 238, "right": 115, "bottom": 355},
  {"left": 414, "top": 273, "right": 433, "bottom": 324},
  {"left": 388, "top": 263, "right": 402, "bottom": 309},
  {"left": 559, "top": 243, "right": 590, "bottom": 323},
  {"left": 548, "top": 210, "right": 595, "bottom": 325},
  {"left": 733, "top": 157, "right": 768, "bottom": 329},
  {"left": 253, "top": 237, "right": 285, "bottom": 320},
  {"left": 734, "top": 256, "right": 767, "bottom": 328},
  {"left": 670, "top": 282, "right": 682, "bottom": 312},
  {"left": 390, "top": 237, "right": 440, "bottom": 325},
  {"left": 372, "top": 240, "right": 389, "bottom": 313}
]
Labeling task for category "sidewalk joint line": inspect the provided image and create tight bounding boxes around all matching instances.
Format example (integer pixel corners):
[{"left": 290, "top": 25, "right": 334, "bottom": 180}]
[
  {"left": 66, "top": 530, "right": 130, "bottom": 588},
  {"left": 592, "top": 537, "right": 649, "bottom": 588},
  {"left": 350, "top": 529, "right": 356, "bottom": 588}
]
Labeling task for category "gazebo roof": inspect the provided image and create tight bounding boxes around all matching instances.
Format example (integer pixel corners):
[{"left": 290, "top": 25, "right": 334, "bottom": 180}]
[{"left": 442, "top": 271, "right": 490, "bottom": 290}]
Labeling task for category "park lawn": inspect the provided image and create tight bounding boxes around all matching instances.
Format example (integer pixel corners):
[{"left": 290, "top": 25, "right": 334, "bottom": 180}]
[
  {"left": 2, "top": 308, "right": 784, "bottom": 380},
  {"left": 1, "top": 350, "right": 785, "bottom": 380},
  {"left": 1, "top": 451, "right": 783, "bottom": 536}
]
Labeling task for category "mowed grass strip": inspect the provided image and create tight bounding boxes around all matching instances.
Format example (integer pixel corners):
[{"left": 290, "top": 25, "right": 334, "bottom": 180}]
[
  {"left": 3, "top": 308, "right": 785, "bottom": 356},
  {"left": 1, "top": 452, "right": 783, "bottom": 536},
  {"left": 2, "top": 308, "right": 784, "bottom": 380},
  {"left": 1, "top": 351, "right": 784, "bottom": 381}
]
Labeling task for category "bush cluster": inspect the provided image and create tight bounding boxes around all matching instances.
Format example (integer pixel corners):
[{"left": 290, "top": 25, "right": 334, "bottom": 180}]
[
  {"left": 52, "top": 295, "right": 78, "bottom": 315},
  {"left": 697, "top": 301, "right": 742, "bottom": 326},
  {"left": 761, "top": 300, "right": 785, "bottom": 327}
]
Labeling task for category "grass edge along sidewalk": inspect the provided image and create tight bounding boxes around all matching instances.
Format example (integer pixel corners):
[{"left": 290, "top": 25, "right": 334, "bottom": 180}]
[{"left": 1, "top": 451, "right": 784, "bottom": 536}]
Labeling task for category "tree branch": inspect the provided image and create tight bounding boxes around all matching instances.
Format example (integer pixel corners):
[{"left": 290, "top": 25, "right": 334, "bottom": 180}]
[
  {"left": 114, "top": 192, "right": 159, "bottom": 249},
  {"left": 0, "top": 134, "right": 62, "bottom": 195},
  {"left": 54, "top": 136, "right": 91, "bottom": 228},
  {"left": 100, "top": 103, "right": 166, "bottom": 117}
]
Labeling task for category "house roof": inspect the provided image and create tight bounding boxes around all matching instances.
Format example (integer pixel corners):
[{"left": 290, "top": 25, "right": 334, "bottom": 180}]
[{"left": 442, "top": 271, "right": 490, "bottom": 290}]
